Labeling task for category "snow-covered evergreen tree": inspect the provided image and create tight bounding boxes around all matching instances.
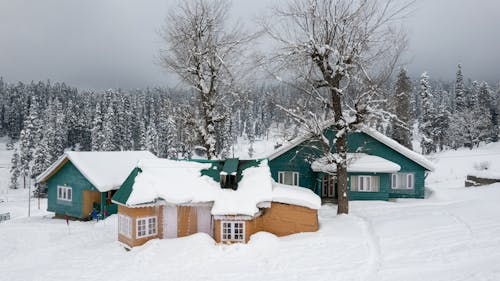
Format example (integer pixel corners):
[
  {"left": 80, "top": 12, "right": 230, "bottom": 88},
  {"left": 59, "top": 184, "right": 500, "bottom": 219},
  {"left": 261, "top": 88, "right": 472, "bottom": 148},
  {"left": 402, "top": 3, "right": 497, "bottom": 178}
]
[
  {"left": 418, "top": 73, "right": 437, "bottom": 154},
  {"left": 391, "top": 68, "right": 413, "bottom": 149},
  {"left": 9, "top": 149, "right": 21, "bottom": 189},
  {"left": 91, "top": 102, "right": 105, "bottom": 151},
  {"left": 145, "top": 121, "right": 159, "bottom": 155},
  {"left": 101, "top": 104, "right": 115, "bottom": 151},
  {"left": 454, "top": 64, "right": 466, "bottom": 112}
]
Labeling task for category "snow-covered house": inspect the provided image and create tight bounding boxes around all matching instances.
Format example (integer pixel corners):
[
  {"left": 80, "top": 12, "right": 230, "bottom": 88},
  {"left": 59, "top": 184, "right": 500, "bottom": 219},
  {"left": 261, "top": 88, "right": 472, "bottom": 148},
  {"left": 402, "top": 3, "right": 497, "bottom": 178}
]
[
  {"left": 36, "top": 151, "right": 157, "bottom": 219},
  {"left": 267, "top": 126, "right": 435, "bottom": 201},
  {"left": 112, "top": 158, "right": 320, "bottom": 248}
]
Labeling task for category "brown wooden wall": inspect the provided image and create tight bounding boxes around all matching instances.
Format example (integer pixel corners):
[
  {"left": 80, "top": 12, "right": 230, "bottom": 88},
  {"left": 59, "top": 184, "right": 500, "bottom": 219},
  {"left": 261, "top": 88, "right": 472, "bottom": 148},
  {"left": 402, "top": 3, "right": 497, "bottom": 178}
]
[
  {"left": 260, "top": 202, "right": 318, "bottom": 236},
  {"left": 118, "top": 202, "right": 318, "bottom": 246},
  {"left": 117, "top": 205, "right": 164, "bottom": 248},
  {"left": 214, "top": 202, "right": 318, "bottom": 243},
  {"left": 82, "top": 190, "right": 101, "bottom": 218},
  {"left": 177, "top": 206, "right": 198, "bottom": 237}
]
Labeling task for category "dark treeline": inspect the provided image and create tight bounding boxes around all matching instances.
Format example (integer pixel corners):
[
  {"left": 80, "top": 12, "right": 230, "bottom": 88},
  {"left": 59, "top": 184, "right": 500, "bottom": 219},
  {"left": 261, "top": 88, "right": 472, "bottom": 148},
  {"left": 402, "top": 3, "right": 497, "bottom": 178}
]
[
  {"left": 1, "top": 63, "right": 500, "bottom": 189},
  {"left": 0, "top": 77, "right": 298, "bottom": 188}
]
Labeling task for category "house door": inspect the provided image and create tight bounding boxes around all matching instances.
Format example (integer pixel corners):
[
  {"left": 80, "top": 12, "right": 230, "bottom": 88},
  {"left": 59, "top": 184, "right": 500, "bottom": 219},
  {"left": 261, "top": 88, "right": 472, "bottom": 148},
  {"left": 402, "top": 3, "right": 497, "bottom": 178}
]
[
  {"left": 321, "top": 175, "right": 337, "bottom": 199},
  {"left": 163, "top": 206, "right": 178, "bottom": 238},
  {"left": 196, "top": 206, "right": 214, "bottom": 238}
]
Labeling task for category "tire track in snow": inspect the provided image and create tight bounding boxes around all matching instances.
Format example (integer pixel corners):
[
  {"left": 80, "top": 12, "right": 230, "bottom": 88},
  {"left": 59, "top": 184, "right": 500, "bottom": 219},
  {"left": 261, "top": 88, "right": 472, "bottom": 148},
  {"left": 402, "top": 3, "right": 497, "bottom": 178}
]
[{"left": 355, "top": 214, "right": 382, "bottom": 281}]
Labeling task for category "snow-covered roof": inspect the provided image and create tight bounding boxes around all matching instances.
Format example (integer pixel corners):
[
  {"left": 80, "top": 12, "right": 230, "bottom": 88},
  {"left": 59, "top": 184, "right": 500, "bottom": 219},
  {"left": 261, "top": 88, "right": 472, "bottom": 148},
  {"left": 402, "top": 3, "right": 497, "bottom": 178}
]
[
  {"left": 266, "top": 126, "right": 435, "bottom": 172},
  {"left": 118, "top": 159, "right": 320, "bottom": 216},
  {"left": 362, "top": 128, "right": 435, "bottom": 172},
  {"left": 36, "top": 151, "right": 157, "bottom": 192},
  {"left": 272, "top": 182, "right": 321, "bottom": 210},
  {"left": 311, "top": 153, "right": 401, "bottom": 173}
]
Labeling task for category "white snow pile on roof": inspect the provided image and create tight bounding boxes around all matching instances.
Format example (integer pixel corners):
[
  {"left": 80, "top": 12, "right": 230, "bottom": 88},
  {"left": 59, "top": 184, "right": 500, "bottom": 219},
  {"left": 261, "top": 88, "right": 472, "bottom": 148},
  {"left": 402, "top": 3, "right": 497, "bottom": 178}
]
[
  {"left": 211, "top": 161, "right": 273, "bottom": 216},
  {"left": 36, "top": 151, "right": 157, "bottom": 192},
  {"left": 126, "top": 159, "right": 273, "bottom": 216},
  {"left": 361, "top": 127, "right": 435, "bottom": 171},
  {"left": 311, "top": 153, "right": 401, "bottom": 173},
  {"left": 272, "top": 182, "right": 321, "bottom": 210},
  {"left": 126, "top": 159, "right": 221, "bottom": 206}
]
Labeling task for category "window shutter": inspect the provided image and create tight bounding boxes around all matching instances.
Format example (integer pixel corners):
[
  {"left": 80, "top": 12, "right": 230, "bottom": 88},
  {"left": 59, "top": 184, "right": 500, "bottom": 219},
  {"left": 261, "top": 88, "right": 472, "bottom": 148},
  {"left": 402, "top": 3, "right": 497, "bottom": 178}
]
[
  {"left": 373, "top": 176, "right": 380, "bottom": 192},
  {"left": 278, "top": 172, "right": 284, "bottom": 184},
  {"left": 351, "top": 176, "right": 358, "bottom": 191},
  {"left": 407, "top": 174, "right": 414, "bottom": 189},
  {"left": 293, "top": 172, "right": 299, "bottom": 186}
]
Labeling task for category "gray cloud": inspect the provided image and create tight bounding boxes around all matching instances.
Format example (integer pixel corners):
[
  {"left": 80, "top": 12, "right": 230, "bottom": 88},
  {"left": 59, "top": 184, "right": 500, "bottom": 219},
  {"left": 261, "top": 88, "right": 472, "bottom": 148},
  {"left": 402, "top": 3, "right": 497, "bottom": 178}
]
[{"left": 0, "top": 0, "right": 499, "bottom": 90}]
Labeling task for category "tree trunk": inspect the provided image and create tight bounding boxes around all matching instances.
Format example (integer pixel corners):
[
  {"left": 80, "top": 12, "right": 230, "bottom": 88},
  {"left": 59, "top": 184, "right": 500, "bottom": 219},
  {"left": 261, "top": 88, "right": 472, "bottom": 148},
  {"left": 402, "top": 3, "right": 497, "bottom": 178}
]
[{"left": 331, "top": 84, "right": 349, "bottom": 214}]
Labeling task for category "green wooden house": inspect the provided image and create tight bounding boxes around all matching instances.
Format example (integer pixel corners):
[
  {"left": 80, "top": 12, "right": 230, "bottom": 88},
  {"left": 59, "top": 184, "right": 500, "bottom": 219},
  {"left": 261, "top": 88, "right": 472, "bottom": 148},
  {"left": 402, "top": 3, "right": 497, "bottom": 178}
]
[
  {"left": 267, "top": 127, "right": 434, "bottom": 202},
  {"left": 36, "top": 151, "right": 156, "bottom": 219}
]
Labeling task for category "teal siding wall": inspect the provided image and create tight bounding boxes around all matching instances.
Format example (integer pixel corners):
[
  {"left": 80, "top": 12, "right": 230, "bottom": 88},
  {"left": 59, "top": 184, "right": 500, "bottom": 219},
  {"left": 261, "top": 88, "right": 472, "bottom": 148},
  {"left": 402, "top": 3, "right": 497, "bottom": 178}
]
[
  {"left": 46, "top": 161, "right": 97, "bottom": 218},
  {"left": 269, "top": 129, "right": 428, "bottom": 200},
  {"left": 346, "top": 132, "right": 426, "bottom": 199},
  {"left": 269, "top": 140, "right": 324, "bottom": 196},
  {"left": 347, "top": 172, "right": 390, "bottom": 200}
]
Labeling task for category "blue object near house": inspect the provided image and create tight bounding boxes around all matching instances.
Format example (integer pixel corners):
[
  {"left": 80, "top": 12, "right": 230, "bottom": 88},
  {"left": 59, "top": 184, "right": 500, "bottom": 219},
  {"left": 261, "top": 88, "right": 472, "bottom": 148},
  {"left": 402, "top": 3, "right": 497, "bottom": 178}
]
[
  {"left": 35, "top": 151, "right": 157, "bottom": 219},
  {"left": 267, "top": 126, "right": 434, "bottom": 202}
]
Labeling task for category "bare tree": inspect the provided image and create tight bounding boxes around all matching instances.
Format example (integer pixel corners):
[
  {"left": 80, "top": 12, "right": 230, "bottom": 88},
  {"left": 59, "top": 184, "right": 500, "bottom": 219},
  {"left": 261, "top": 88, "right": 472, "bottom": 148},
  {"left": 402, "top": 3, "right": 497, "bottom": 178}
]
[
  {"left": 263, "top": 0, "right": 411, "bottom": 214},
  {"left": 159, "top": 0, "right": 251, "bottom": 159}
]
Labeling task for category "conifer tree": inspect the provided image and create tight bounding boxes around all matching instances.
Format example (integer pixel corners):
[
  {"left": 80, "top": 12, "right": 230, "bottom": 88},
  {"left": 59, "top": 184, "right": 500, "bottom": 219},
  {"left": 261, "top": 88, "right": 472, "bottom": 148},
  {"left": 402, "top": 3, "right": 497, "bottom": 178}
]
[
  {"left": 455, "top": 64, "right": 466, "bottom": 112},
  {"left": 145, "top": 122, "right": 159, "bottom": 155},
  {"left": 101, "top": 104, "right": 115, "bottom": 151},
  {"left": 391, "top": 68, "right": 413, "bottom": 149},
  {"left": 91, "top": 102, "right": 105, "bottom": 151},
  {"left": 418, "top": 72, "right": 437, "bottom": 154},
  {"left": 9, "top": 149, "right": 21, "bottom": 189}
]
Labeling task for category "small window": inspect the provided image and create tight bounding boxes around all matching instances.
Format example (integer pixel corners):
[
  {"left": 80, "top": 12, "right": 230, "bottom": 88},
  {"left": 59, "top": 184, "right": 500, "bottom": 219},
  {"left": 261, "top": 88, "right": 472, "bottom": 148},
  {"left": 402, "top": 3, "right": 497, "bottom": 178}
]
[
  {"left": 391, "top": 173, "right": 414, "bottom": 189},
  {"left": 358, "top": 176, "right": 372, "bottom": 192},
  {"left": 278, "top": 171, "right": 299, "bottom": 186},
  {"left": 221, "top": 221, "right": 245, "bottom": 242},
  {"left": 57, "top": 186, "right": 72, "bottom": 201},
  {"left": 118, "top": 214, "right": 132, "bottom": 238},
  {"left": 136, "top": 216, "right": 157, "bottom": 238}
]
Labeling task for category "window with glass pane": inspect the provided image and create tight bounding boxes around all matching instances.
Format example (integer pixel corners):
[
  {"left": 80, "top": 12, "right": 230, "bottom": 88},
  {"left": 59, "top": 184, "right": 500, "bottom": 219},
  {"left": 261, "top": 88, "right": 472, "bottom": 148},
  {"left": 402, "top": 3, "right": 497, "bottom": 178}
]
[
  {"left": 358, "top": 176, "right": 372, "bottom": 192},
  {"left": 221, "top": 221, "right": 245, "bottom": 242},
  {"left": 278, "top": 171, "right": 299, "bottom": 186},
  {"left": 391, "top": 173, "right": 414, "bottom": 189},
  {"left": 148, "top": 217, "right": 157, "bottom": 235}
]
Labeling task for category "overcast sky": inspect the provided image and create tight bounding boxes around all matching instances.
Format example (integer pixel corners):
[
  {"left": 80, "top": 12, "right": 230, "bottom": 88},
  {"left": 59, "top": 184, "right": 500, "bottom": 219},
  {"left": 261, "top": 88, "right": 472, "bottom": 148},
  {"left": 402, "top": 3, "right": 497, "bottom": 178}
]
[{"left": 0, "top": 0, "right": 499, "bottom": 90}]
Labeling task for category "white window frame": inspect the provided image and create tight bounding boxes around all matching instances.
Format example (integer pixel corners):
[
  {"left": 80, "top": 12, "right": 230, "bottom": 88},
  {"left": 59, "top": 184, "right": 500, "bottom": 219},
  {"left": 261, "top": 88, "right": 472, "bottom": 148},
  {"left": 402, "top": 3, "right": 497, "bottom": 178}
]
[
  {"left": 357, "top": 176, "right": 372, "bottom": 192},
  {"left": 278, "top": 171, "right": 300, "bottom": 186},
  {"left": 391, "top": 173, "right": 415, "bottom": 189},
  {"left": 221, "top": 221, "right": 245, "bottom": 242},
  {"left": 57, "top": 185, "right": 72, "bottom": 201},
  {"left": 136, "top": 216, "right": 157, "bottom": 239},
  {"left": 118, "top": 214, "right": 132, "bottom": 238}
]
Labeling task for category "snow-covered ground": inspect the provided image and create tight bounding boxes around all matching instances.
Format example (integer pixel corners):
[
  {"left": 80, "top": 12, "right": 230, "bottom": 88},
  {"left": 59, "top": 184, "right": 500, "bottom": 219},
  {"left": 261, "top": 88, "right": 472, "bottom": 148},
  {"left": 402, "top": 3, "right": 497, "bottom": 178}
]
[{"left": 1, "top": 140, "right": 500, "bottom": 281}]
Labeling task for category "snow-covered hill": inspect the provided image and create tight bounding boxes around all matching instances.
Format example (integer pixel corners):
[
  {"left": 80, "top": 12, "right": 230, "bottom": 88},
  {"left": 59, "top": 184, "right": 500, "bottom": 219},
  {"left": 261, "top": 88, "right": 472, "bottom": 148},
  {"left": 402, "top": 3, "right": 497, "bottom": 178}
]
[{"left": 1, "top": 141, "right": 500, "bottom": 281}]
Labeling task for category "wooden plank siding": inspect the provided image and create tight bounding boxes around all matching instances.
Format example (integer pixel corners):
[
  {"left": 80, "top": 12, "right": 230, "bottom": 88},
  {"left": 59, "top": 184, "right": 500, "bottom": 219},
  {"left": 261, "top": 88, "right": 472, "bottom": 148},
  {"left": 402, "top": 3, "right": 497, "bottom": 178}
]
[
  {"left": 46, "top": 161, "right": 98, "bottom": 218},
  {"left": 214, "top": 203, "right": 318, "bottom": 243},
  {"left": 118, "top": 205, "right": 164, "bottom": 248},
  {"left": 268, "top": 130, "right": 428, "bottom": 200},
  {"left": 82, "top": 190, "right": 101, "bottom": 218}
]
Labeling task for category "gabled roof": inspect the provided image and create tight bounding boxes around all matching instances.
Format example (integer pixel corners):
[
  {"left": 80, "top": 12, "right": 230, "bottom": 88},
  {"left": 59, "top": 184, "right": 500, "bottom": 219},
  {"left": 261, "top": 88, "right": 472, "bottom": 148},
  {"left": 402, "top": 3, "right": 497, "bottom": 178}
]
[
  {"left": 266, "top": 126, "right": 435, "bottom": 172},
  {"left": 36, "top": 151, "right": 157, "bottom": 192}
]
